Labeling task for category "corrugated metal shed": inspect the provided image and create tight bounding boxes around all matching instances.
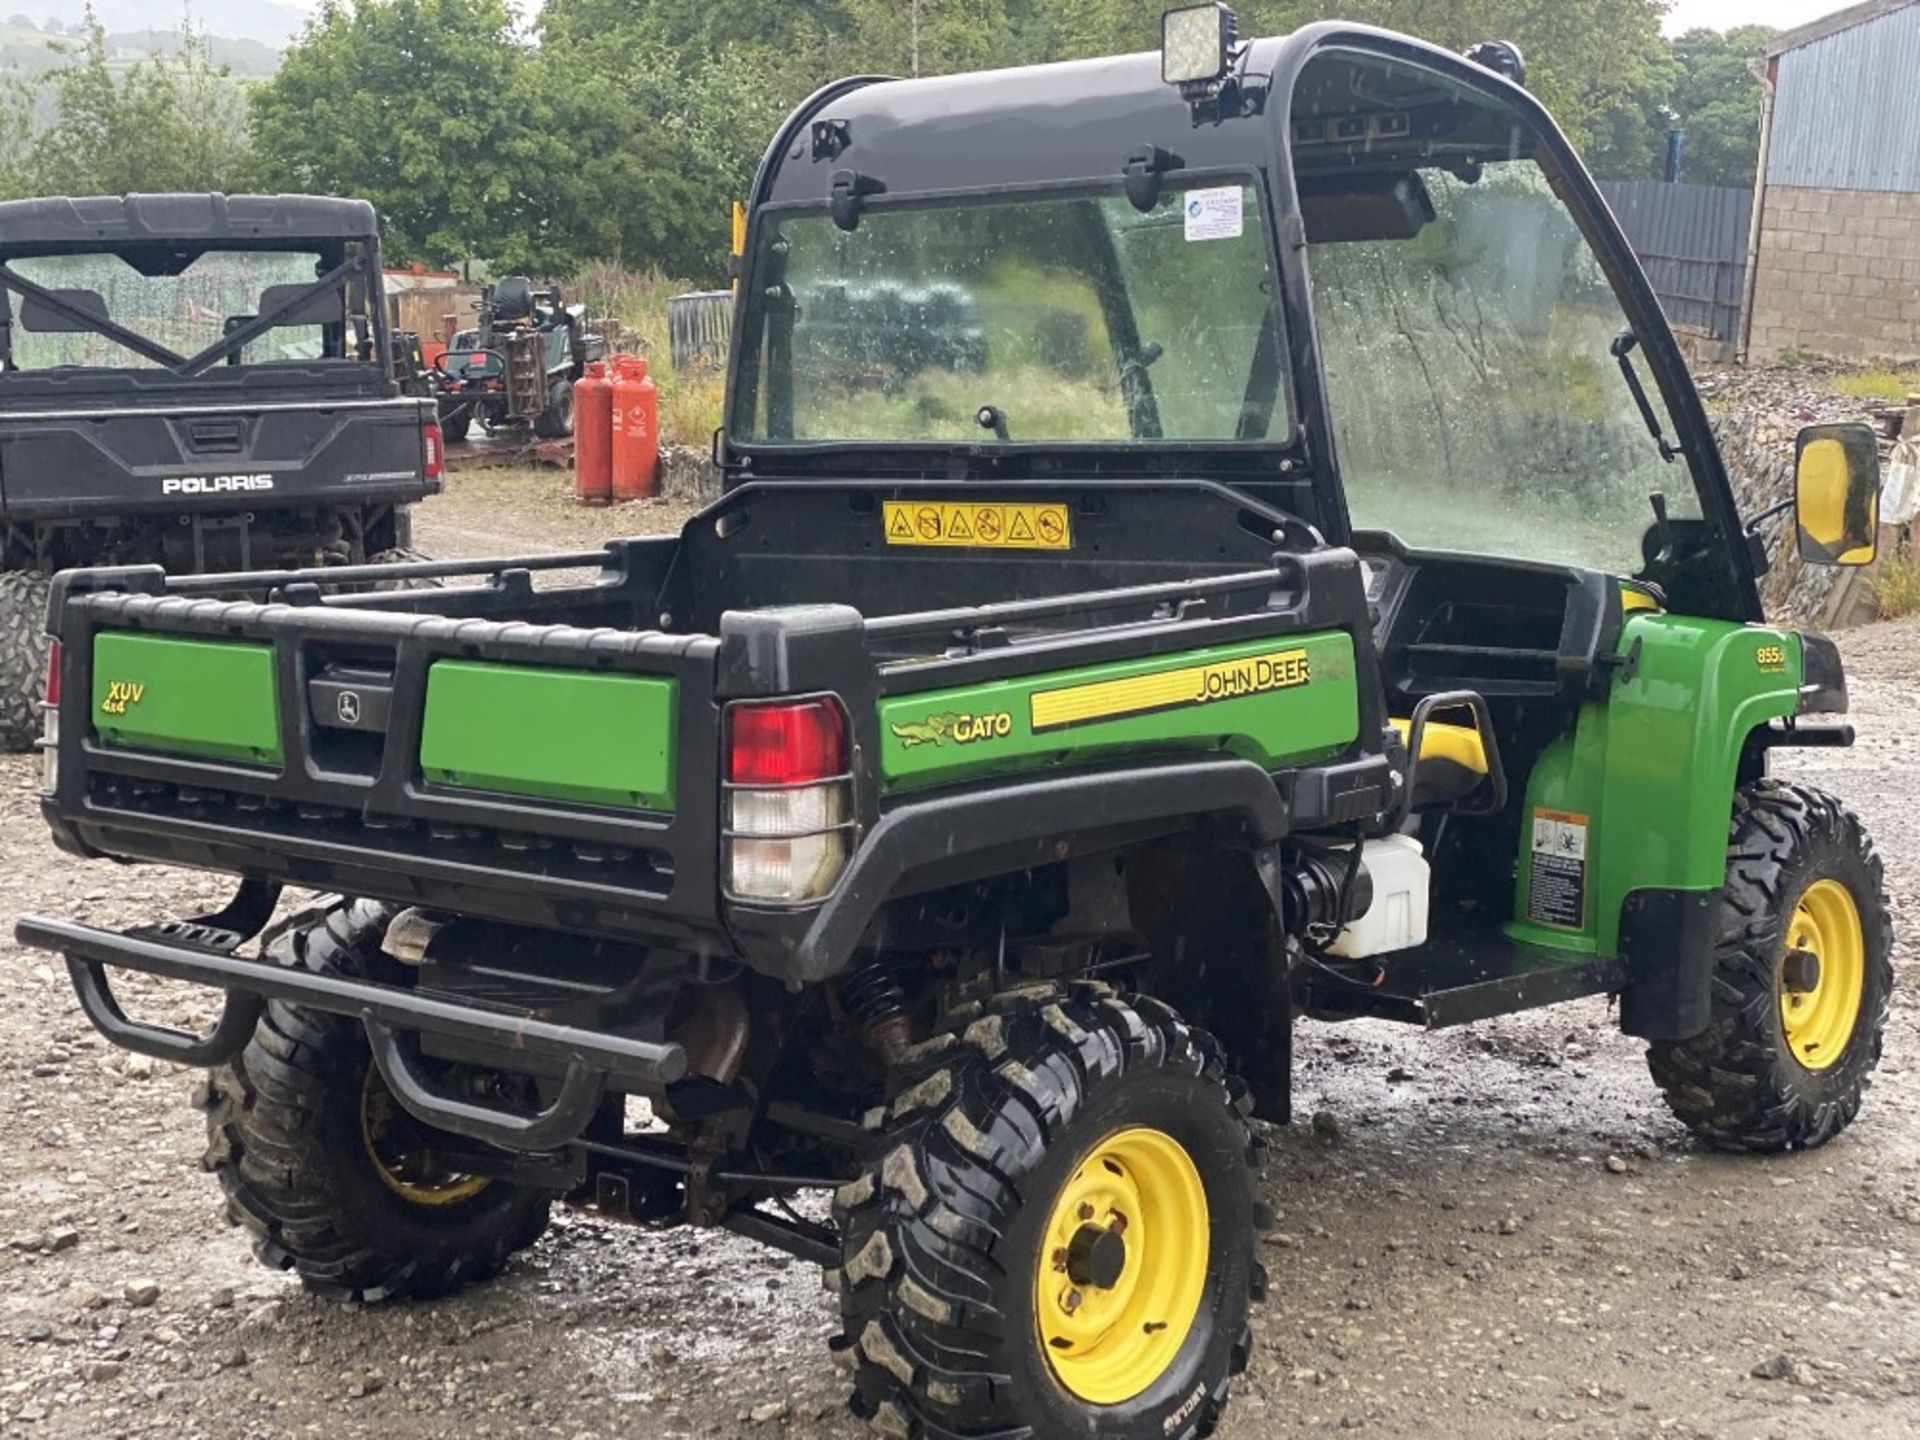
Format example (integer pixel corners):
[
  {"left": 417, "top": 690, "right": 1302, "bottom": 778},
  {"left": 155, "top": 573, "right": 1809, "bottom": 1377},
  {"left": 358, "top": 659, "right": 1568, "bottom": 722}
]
[
  {"left": 1768, "top": 0, "right": 1920, "bottom": 192},
  {"left": 1596, "top": 181, "right": 1752, "bottom": 340}
]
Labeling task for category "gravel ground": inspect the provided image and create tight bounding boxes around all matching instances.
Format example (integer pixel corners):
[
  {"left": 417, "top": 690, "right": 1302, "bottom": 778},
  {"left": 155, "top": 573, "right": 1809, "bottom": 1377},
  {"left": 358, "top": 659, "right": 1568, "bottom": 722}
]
[{"left": 2, "top": 474, "right": 1917, "bottom": 1438}]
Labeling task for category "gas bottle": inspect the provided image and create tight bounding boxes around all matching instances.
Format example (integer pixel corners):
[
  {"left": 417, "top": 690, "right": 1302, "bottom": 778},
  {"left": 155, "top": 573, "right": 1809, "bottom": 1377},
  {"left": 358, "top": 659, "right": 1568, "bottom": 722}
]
[
  {"left": 574, "top": 360, "right": 613, "bottom": 507},
  {"left": 610, "top": 356, "right": 660, "bottom": 501}
]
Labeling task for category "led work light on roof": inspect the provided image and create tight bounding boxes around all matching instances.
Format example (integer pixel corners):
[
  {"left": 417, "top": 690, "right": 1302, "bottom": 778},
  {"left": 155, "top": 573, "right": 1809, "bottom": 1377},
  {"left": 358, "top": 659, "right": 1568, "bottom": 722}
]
[{"left": 1162, "top": 3, "right": 1239, "bottom": 96}]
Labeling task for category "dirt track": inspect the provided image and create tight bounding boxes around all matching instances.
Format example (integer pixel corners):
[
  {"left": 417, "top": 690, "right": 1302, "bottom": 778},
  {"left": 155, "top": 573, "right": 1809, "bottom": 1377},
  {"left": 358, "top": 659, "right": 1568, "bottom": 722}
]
[{"left": 1, "top": 471, "right": 1917, "bottom": 1438}]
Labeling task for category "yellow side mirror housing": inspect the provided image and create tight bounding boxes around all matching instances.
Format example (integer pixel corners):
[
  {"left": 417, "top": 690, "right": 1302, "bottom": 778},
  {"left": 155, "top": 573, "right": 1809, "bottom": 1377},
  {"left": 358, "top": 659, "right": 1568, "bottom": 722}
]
[{"left": 1795, "top": 422, "right": 1880, "bottom": 567}]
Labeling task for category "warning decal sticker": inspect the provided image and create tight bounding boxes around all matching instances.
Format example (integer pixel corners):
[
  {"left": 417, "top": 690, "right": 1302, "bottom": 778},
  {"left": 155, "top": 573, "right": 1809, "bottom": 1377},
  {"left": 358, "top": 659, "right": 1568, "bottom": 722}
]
[
  {"left": 1528, "top": 808, "right": 1589, "bottom": 930},
  {"left": 882, "top": 500, "right": 1072, "bottom": 551}
]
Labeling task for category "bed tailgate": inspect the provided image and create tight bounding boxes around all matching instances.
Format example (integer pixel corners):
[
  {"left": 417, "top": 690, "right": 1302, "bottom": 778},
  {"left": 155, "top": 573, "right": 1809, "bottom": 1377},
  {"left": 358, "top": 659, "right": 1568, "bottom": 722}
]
[{"left": 42, "top": 578, "right": 725, "bottom": 945}]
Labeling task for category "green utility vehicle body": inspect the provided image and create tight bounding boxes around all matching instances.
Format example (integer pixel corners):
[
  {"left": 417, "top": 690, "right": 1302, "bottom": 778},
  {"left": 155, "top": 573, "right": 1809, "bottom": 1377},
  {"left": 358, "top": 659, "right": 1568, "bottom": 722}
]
[{"left": 14, "top": 14, "right": 1891, "bottom": 1440}]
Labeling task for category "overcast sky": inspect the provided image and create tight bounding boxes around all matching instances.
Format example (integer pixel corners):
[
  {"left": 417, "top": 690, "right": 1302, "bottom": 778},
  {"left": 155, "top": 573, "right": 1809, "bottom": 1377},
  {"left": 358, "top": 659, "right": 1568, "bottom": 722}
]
[
  {"left": 1663, "top": 0, "right": 1858, "bottom": 32},
  {"left": 274, "top": 0, "right": 1870, "bottom": 41}
]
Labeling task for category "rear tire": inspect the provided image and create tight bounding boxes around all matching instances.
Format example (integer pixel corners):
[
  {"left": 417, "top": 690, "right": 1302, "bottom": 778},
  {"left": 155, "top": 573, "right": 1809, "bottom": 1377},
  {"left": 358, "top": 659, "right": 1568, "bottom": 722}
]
[
  {"left": 832, "top": 982, "right": 1261, "bottom": 1440},
  {"left": 0, "top": 570, "right": 51, "bottom": 753},
  {"left": 535, "top": 378, "right": 575, "bottom": 439},
  {"left": 1647, "top": 780, "right": 1892, "bottom": 1152},
  {"left": 200, "top": 898, "right": 551, "bottom": 1301},
  {"left": 440, "top": 405, "right": 473, "bottom": 444}
]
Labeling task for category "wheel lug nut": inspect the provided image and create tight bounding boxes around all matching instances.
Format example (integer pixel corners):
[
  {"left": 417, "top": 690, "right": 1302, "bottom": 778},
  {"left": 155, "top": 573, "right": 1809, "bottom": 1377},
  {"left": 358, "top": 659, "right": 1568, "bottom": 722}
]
[
  {"left": 1051, "top": 1247, "right": 1069, "bottom": 1272},
  {"left": 1109, "top": 1213, "right": 1128, "bottom": 1235},
  {"left": 1077, "top": 1202, "right": 1094, "bottom": 1221},
  {"left": 1064, "top": 1289, "right": 1083, "bottom": 1313}
]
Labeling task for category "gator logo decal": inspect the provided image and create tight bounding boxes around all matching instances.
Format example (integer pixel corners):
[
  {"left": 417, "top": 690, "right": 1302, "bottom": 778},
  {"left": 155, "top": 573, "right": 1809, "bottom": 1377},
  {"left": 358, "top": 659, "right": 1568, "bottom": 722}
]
[
  {"left": 1031, "top": 647, "right": 1312, "bottom": 732},
  {"left": 99, "top": 680, "right": 146, "bottom": 716},
  {"left": 889, "top": 711, "right": 1014, "bottom": 748}
]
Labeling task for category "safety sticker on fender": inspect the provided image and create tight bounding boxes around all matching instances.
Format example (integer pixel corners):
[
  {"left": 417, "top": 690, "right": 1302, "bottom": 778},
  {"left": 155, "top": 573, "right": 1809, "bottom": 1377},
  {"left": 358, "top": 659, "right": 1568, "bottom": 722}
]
[{"left": 1528, "top": 809, "right": 1589, "bottom": 929}]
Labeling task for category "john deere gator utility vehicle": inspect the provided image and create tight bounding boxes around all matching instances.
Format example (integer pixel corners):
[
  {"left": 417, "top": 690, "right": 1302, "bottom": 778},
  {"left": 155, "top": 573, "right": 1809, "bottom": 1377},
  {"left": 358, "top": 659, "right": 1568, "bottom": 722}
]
[{"left": 17, "top": 10, "right": 1892, "bottom": 1439}]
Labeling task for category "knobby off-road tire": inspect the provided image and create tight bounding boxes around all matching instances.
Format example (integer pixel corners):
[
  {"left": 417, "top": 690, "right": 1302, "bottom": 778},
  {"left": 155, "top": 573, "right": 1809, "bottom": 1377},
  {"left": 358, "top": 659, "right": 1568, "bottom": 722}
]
[
  {"left": 1648, "top": 780, "right": 1892, "bottom": 1152},
  {"left": 0, "top": 569, "right": 52, "bottom": 753},
  {"left": 200, "top": 898, "right": 550, "bottom": 1301},
  {"left": 832, "top": 982, "right": 1263, "bottom": 1440}
]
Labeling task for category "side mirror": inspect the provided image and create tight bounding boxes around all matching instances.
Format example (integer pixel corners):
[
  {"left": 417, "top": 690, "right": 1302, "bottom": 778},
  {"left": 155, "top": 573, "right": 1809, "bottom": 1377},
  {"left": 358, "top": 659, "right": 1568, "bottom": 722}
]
[{"left": 1795, "top": 422, "right": 1880, "bottom": 567}]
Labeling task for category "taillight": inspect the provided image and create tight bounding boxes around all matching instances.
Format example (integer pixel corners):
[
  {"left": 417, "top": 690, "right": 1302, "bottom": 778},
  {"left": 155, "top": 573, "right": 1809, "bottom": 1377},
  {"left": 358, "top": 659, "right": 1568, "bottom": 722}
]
[
  {"left": 724, "top": 698, "right": 854, "bottom": 903},
  {"left": 423, "top": 421, "right": 444, "bottom": 480},
  {"left": 39, "top": 638, "right": 59, "bottom": 793}
]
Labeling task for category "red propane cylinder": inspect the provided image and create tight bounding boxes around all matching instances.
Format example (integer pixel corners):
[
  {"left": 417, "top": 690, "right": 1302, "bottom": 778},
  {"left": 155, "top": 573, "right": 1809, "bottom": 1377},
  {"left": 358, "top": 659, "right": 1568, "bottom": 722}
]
[
  {"left": 574, "top": 360, "right": 613, "bottom": 506},
  {"left": 610, "top": 355, "right": 660, "bottom": 501}
]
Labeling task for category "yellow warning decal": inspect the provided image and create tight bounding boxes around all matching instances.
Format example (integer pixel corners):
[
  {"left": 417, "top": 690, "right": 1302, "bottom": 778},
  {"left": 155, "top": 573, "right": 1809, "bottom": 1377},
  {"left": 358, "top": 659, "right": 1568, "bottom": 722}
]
[
  {"left": 883, "top": 500, "right": 1071, "bottom": 551},
  {"left": 1031, "top": 648, "right": 1311, "bottom": 732}
]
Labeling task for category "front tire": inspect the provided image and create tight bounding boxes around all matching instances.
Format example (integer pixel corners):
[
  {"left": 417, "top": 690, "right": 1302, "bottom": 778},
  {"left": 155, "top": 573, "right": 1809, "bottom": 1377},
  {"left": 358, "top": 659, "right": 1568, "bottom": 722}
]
[
  {"left": 200, "top": 899, "right": 551, "bottom": 1300},
  {"left": 832, "top": 982, "right": 1261, "bottom": 1440},
  {"left": 1648, "top": 781, "right": 1892, "bottom": 1152},
  {"left": 0, "top": 569, "right": 51, "bottom": 752}
]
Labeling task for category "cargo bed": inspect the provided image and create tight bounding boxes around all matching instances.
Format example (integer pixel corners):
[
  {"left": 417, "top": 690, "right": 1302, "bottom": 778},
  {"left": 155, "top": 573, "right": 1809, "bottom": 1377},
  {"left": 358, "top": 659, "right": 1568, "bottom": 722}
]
[{"left": 38, "top": 480, "right": 1390, "bottom": 977}]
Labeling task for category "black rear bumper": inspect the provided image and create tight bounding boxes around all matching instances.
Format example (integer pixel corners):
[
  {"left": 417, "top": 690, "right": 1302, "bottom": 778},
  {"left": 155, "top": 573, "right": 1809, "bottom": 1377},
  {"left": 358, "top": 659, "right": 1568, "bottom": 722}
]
[{"left": 14, "top": 898, "right": 687, "bottom": 1151}]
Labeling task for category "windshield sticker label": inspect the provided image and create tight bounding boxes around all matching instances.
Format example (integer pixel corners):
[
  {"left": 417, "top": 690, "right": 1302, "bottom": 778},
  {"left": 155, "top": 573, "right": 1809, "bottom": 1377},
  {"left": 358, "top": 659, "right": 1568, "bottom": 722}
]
[
  {"left": 882, "top": 501, "right": 1071, "bottom": 551},
  {"left": 1184, "top": 186, "right": 1243, "bottom": 242},
  {"left": 1031, "top": 648, "right": 1311, "bottom": 732},
  {"left": 1528, "top": 809, "right": 1589, "bottom": 930}
]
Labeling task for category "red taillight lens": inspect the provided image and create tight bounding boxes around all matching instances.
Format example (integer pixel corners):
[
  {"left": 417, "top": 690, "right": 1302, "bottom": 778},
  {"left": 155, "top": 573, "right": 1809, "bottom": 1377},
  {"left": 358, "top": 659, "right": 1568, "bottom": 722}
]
[
  {"left": 43, "top": 640, "right": 60, "bottom": 706},
  {"left": 728, "top": 699, "right": 848, "bottom": 786},
  {"left": 423, "top": 421, "right": 444, "bottom": 480}
]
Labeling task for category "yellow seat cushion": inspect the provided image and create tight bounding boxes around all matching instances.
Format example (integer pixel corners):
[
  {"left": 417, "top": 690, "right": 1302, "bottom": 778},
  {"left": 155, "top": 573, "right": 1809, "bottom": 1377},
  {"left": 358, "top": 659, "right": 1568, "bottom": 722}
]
[{"left": 1389, "top": 717, "right": 1488, "bottom": 808}]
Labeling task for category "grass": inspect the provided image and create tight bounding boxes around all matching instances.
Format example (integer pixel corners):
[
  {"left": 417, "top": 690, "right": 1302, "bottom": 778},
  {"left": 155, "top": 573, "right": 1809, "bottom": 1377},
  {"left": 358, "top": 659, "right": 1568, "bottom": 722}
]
[
  {"left": 1871, "top": 551, "right": 1920, "bottom": 619},
  {"left": 570, "top": 262, "right": 729, "bottom": 449},
  {"left": 1827, "top": 368, "right": 1920, "bottom": 403}
]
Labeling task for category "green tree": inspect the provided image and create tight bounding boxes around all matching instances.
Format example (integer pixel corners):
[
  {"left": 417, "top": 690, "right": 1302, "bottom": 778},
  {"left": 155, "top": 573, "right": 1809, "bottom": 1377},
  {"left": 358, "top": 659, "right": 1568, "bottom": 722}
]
[
  {"left": 0, "top": 11, "right": 251, "bottom": 197},
  {"left": 248, "top": 0, "right": 545, "bottom": 267},
  {"left": 1667, "top": 25, "right": 1772, "bottom": 188}
]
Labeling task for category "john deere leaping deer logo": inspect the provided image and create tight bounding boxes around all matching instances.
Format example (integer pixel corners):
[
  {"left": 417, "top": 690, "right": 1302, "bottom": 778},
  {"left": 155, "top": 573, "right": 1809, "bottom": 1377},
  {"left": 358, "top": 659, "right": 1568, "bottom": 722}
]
[
  {"left": 100, "top": 680, "right": 146, "bottom": 716},
  {"left": 890, "top": 710, "right": 1013, "bottom": 748}
]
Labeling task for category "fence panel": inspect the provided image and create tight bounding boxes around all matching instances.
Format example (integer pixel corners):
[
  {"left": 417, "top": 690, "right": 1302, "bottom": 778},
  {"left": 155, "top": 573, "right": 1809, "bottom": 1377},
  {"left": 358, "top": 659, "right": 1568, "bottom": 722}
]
[
  {"left": 1596, "top": 180, "right": 1753, "bottom": 344},
  {"left": 668, "top": 291, "right": 734, "bottom": 372}
]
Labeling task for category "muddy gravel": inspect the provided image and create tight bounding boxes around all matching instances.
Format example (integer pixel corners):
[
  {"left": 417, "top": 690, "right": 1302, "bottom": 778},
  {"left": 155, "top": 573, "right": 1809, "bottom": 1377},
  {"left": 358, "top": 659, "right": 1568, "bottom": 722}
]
[{"left": 2, "top": 471, "right": 1918, "bottom": 1438}]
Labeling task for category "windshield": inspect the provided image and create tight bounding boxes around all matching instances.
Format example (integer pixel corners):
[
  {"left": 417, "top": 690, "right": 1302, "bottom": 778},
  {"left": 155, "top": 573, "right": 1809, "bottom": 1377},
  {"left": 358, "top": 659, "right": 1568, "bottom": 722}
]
[
  {"left": 732, "top": 183, "right": 1292, "bottom": 445},
  {"left": 1, "top": 249, "right": 347, "bottom": 372},
  {"left": 1295, "top": 51, "right": 1705, "bottom": 577}
]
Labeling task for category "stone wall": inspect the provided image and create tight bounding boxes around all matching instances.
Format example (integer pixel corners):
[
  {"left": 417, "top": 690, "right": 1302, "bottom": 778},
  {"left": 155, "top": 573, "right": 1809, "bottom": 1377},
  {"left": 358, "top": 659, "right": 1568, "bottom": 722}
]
[{"left": 1747, "top": 184, "right": 1920, "bottom": 362}]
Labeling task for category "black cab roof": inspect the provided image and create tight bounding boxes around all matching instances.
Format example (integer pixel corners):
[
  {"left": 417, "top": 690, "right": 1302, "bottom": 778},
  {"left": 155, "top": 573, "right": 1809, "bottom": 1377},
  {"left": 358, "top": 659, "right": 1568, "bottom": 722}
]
[{"left": 0, "top": 194, "right": 379, "bottom": 256}]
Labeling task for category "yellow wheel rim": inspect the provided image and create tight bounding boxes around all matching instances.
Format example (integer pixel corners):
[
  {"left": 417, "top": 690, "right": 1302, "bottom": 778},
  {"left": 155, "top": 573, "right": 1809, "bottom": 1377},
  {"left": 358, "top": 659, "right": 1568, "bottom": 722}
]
[
  {"left": 1034, "top": 1127, "right": 1209, "bottom": 1406},
  {"left": 360, "top": 1068, "right": 491, "bottom": 1207},
  {"left": 1779, "top": 878, "right": 1865, "bottom": 1073}
]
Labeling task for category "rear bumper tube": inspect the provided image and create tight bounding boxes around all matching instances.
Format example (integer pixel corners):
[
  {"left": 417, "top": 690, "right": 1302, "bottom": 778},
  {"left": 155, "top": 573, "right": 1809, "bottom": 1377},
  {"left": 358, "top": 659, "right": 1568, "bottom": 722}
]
[{"left": 14, "top": 913, "right": 688, "bottom": 1148}]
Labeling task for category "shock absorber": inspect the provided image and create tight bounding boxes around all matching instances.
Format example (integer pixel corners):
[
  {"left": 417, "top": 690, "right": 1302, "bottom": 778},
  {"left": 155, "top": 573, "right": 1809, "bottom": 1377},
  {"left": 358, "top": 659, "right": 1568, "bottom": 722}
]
[{"left": 839, "top": 957, "right": 913, "bottom": 1067}]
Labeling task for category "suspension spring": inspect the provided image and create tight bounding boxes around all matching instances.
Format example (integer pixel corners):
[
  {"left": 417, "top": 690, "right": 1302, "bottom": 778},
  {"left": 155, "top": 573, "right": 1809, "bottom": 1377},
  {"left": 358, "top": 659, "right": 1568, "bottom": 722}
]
[{"left": 839, "top": 957, "right": 913, "bottom": 1066}]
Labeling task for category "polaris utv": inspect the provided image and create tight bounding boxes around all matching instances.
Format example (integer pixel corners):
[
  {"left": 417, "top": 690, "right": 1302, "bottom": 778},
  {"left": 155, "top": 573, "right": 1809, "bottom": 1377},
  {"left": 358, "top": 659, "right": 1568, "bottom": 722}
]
[
  {"left": 0, "top": 193, "right": 441, "bottom": 751},
  {"left": 430, "top": 276, "right": 602, "bottom": 443},
  {"left": 16, "top": 13, "right": 1892, "bottom": 1440}
]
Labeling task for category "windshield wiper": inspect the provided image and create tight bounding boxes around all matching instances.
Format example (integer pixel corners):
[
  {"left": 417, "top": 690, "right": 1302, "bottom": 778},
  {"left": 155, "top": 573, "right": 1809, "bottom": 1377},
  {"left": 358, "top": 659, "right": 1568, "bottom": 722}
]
[{"left": 1610, "top": 331, "right": 1684, "bottom": 464}]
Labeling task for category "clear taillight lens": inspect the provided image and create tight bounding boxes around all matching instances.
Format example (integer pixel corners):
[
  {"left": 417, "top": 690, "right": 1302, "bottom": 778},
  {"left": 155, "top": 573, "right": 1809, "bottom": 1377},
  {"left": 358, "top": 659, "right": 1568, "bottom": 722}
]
[
  {"left": 39, "top": 639, "right": 59, "bottom": 793},
  {"left": 724, "top": 698, "right": 853, "bottom": 903}
]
